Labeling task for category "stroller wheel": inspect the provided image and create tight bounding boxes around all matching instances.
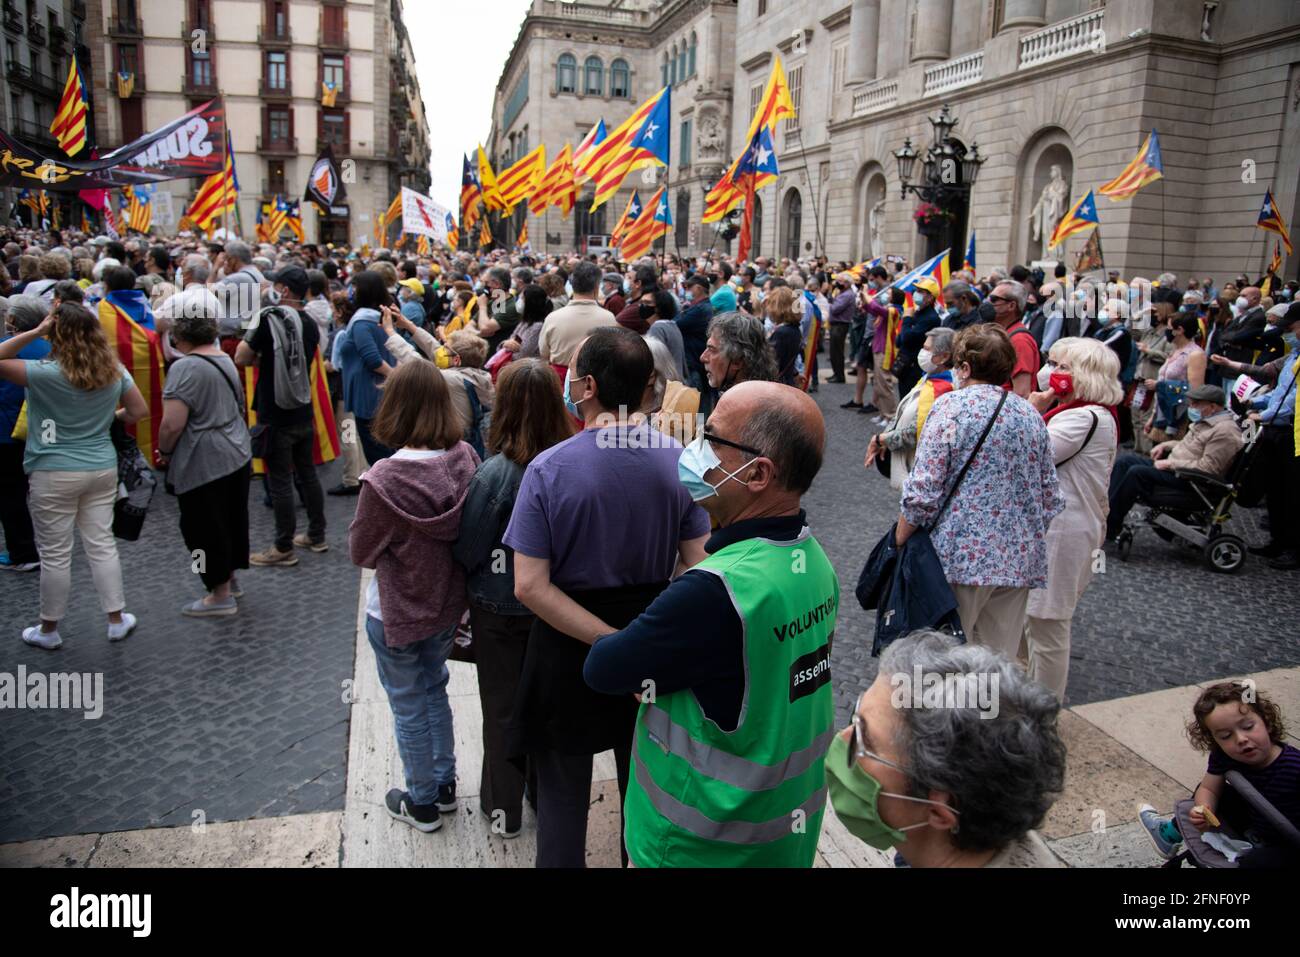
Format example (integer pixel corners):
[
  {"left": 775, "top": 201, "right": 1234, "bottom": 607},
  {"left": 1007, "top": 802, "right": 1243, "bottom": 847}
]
[{"left": 1205, "top": 535, "right": 1246, "bottom": 574}]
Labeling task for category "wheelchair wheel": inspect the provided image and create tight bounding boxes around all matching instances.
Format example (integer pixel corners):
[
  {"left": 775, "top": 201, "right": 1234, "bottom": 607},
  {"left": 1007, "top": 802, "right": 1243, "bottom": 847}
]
[{"left": 1205, "top": 535, "right": 1245, "bottom": 574}]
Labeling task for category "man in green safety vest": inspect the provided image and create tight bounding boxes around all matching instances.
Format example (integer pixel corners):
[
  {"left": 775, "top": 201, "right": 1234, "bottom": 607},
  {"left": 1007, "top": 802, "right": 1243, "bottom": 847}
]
[{"left": 584, "top": 381, "right": 837, "bottom": 867}]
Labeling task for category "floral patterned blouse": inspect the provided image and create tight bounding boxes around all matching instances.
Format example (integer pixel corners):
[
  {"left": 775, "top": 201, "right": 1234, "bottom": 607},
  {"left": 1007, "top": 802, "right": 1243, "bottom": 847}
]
[{"left": 900, "top": 384, "right": 1065, "bottom": 588}]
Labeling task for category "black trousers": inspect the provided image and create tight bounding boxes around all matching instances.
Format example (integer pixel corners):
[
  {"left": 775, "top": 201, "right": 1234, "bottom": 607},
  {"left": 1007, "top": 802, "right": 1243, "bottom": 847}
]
[
  {"left": 0, "top": 441, "right": 37, "bottom": 564},
  {"left": 828, "top": 322, "right": 850, "bottom": 380},
  {"left": 1261, "top": 424, "right": 1299, "bottom": 553},
  {"left": 266, "top": 420, "right": 326, "bottom": 552},
  {"left": 1107, "top": 451, "right": 1194, "bottom": 539},
  {"left": 178, "top": 463, "right": 252, "bottom": 590},
  {"left": 532, "top": 741, "right": 631, "bottom": 869},
  {"left": 470, "top": 606, "right": 534, "bottom": 833}
]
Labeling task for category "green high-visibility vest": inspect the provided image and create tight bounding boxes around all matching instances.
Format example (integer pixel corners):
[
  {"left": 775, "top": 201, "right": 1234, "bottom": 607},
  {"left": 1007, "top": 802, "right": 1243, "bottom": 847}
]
[{"left": 625, "top": 529, "right": 838, "bottom": 867}]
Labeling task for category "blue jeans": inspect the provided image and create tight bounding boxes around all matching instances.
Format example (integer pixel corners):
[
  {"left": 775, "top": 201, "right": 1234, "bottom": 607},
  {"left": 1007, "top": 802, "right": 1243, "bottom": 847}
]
[{"left": 365, "top": 615, "right": 456, "bottom": 805}]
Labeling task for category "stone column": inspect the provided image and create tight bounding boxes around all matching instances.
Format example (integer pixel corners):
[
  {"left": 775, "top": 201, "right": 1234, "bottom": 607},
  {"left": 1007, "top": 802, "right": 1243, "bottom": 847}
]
[
  {"left": 911, "top": 0, "right": 954, "bottom": 63},
  {"left": 847, "top": 0, "right": 881, "bottom": 85},
  {"left": 1000, "top": 0, "right": 1047, "bottom": 31}
]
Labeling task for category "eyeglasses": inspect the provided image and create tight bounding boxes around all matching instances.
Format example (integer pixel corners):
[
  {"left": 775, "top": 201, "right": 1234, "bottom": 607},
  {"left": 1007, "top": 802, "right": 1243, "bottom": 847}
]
[{"left": 702, "top": 431, "right": 763, "bottom": 457}]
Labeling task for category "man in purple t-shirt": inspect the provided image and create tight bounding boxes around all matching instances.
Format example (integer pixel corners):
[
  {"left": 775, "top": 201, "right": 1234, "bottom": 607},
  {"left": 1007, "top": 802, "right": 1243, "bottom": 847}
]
[{"left": 504, "top": 327, "right": 709, "bottom": 868}]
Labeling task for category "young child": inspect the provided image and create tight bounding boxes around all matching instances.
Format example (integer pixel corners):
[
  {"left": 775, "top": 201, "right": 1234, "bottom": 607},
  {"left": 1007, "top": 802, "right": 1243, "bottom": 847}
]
[{"left": 1139, "top": 681, "right": 1300, "bottom": 867}]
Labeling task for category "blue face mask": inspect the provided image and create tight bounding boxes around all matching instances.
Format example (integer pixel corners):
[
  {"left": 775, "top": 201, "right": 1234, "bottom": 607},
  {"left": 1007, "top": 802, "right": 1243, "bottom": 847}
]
[
  {"left": 563, "top": 372, "right": 586, "bottom": 419},
  {"left": 1187, "top": 407, "right": 1204, "bottom": 423},
  {"left": 677, "top": 435, "right": 756, "bottom": 503}
]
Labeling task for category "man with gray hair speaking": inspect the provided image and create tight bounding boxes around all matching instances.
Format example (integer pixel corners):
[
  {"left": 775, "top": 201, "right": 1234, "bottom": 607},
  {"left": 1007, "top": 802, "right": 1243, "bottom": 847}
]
[{"left": 584, "top": 381, "right": 837, "bottom": 867}]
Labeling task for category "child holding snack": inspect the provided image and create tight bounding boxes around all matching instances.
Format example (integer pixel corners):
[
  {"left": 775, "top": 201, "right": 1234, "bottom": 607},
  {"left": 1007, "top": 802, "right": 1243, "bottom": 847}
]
[{"left": 1138, "top": 681, "right": 1300, "bottom": 867}]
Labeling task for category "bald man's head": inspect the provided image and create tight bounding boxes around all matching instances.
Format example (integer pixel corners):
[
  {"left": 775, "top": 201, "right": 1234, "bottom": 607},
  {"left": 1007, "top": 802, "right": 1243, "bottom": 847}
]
[{"left": 711, "top": 381, "right": 825, "bottom": 495}]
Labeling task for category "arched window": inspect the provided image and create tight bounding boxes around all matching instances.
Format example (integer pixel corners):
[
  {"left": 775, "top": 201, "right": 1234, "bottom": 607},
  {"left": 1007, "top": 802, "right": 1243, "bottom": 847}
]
[
  {"left": 783, "top": 190, "right": 802, "bottom": 260},
  {"left": 689, "top": 32, "right": 698, "bottom": 77},
  {"left": 611, "top": 59, "right": 631, "bottom": 98},
  {"left": 669, "top": 45, "right": 678, "bottom": 86},
  {"left": 557, "top": 54, "right": 576, "bottom": 94},
  {"left": 584, "top": 56, "right": 603, "bottom": 96}
]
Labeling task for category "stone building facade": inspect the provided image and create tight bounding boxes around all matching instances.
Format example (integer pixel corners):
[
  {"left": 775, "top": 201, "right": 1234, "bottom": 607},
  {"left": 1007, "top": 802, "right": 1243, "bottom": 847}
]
[{"left": 493, "top": 0, "right": 1300, "bottom": 281}]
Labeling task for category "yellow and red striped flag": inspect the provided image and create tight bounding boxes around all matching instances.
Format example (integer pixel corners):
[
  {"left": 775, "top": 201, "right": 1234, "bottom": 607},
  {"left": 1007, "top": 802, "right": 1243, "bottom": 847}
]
[
  {"left": 704, "top": 57, "right": 796, "bottom": 223},
  {"left": 98, "top": 299, "right": 165, "bottom": 466},
  {"left": 497, "top": 145, "right": 546, "bottom": 213},
  {"left": 529, "top": 144, "right": 577, "bottom": 217},
  {"left": 477, "top": 146, "right": 507, "bottom": 212},
  {"left": 244, "top": 354, "right": 339, "bottom": 476},
  {"left": 51, "top": 58, "right": 89, "bottom": 156}
]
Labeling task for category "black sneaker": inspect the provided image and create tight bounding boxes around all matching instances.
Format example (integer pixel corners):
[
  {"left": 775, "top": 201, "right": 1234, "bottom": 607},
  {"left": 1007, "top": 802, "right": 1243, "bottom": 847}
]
[
  {"left": 435, "top": 782, "right": 458, "bottom": 812},
  {"left": 385, "top": 788, "right": 442, "bottom": 833}
]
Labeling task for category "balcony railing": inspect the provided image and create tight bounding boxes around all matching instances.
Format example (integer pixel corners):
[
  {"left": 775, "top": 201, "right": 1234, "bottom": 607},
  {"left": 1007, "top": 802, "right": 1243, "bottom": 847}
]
[
  {"left": 257, "top": 23, "right": 292, "bottom": 45},
  {"left": 923, "top": 50, "right": 983, "bottom": 97},
  {"left": 851, "top": 79, "right": 899, "bottom": 117},
  {"left": 6, "top": 60, "right": 61, "bottom": 97},
  {"left": 48, "top": 24, "right": 68, "bottom": 53},
  {"left": 109, "top": 17, "right": 141, "bottom": 36},
  {"left": 256, "top": 135, "right": 297, "bottom": 154},
  {"left": 26, "top": 17, "right": 44, "bottom": 45},
  {"left": 1019, "top": 9, "right": 1105, "bottom": 70}
]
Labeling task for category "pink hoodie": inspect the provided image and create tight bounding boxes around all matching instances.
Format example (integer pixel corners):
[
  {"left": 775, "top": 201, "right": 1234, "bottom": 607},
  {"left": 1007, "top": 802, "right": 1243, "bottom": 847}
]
[{"left": 348, "top": 442, "right": 480, "bottom": 647}]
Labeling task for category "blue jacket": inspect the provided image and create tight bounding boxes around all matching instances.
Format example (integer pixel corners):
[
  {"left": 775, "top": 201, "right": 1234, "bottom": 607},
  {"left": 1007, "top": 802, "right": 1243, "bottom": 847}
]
[
  {"left": 0, "top": 335, "right": 51, "bottom": 445},
  {"left": 337, "top": 308, "right": 393, "bottom": 420},
  {"left": 451, "top": 453, "right": 529, "bottom": 615},
  {"left": 856, "top": 523, "right": 965, "bottom": 655}
]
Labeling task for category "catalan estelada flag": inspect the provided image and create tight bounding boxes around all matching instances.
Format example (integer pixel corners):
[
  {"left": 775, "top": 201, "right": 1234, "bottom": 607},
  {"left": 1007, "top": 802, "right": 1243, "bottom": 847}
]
[
  {"left": 529, "top": 143, "right": 577, "bottom": 217},
  {"left": 243, "top": 353, "right": 339, "bottom": 477},
  {"left": 963, "top": 231, "right": 976, "bottom": 274},
  {"left": 1097, "top": 130, "right": 1163, "bottom": 201},
  {"left": 705, "top": 57, "right": 796, "bottom": 223},
  {"left": 498, "top": 145, "right": 546, "bottom": 213},
  {"left": 186, "top": 132, "right": 238, "bottom": 232},
  {"left": 573, "top": 119, "right": 607, "bottom": 186},
  {"left": 461, "top": 153, "right": 484, "bottom": 231},
  {"left": 51, "top": 58, "right": 89, "bottom": 156},
  {"left": 477, "top": 145, "right": 506, "bottom": 212},
  {"left": 611, "top": 191, "right": 643, "bottom": 247},
  {"left": 98, "top": 299, "right": 165, "bottom": 466},
  {"left": 578, "top": 88, "right": 669, "bottom": 203},
  {"left": 591, "top": 88, "right": 671, "bottom": 212},
  {"left": 1047, "top": 190, "right": 1099, "bottom": 252},
  {"left": 619, "top": 186, "right": 671, "bottom": 262},
  {"left": 445, "top": 213, "right": 458, "bottom": 253},
  {"left": 1257, "top": 189, "right": 1293, "bottom": 255}
]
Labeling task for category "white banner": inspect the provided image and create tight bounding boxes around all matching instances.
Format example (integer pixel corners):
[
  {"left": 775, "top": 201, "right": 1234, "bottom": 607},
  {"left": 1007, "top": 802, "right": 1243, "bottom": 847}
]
[{"left": 400, "top": 186, "right": 450, "bottom": 242}]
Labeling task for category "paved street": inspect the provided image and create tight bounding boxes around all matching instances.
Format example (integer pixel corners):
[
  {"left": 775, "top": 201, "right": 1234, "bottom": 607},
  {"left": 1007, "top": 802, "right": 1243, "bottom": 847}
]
[{"left": 2, "top": 381, "right": 1299, "bottom": 847}]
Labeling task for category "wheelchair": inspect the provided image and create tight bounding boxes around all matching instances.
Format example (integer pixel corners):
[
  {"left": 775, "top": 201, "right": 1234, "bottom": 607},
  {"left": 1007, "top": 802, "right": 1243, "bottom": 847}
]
[{"left": 1115, "top": 420, "right": 1262, "bottom": 574}]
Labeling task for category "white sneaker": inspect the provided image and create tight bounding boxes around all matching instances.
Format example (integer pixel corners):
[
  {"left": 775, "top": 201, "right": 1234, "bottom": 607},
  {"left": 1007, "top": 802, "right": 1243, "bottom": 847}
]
[
  {"left": 22, "top": 626, "right": 62, "bottom": 650},
  {"left": 107, "top": 612, "right": 137, "bottom": 643}
]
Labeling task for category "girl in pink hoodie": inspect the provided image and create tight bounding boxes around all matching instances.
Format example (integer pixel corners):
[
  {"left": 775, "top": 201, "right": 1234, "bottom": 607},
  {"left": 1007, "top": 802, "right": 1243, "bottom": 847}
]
[{"left": 349, "top": 361, "right": 480, "bottom": 833}]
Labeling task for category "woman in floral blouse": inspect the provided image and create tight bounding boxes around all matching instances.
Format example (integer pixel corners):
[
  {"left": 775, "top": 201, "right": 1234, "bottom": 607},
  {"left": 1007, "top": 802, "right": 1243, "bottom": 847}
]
[{"left": 895, "top": 324, "right": 1065, "bottom": 658}]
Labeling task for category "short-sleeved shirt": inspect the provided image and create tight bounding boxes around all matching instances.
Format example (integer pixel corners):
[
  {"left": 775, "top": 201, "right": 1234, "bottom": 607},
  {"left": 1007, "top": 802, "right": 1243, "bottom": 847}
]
[
  {"left": 22, "top": 360, "right": 133, "bottom": 473},
  {"left": 1003, "top": 321, "right": 1041, "bottom": 389},
  {"left": 162, "top": 353, "right": 253, "bottom": 494},
  {"left": 503, "top": 425, "right": 710, "bottom": 591},
  {"left": 246, "top": 306, "right": 319, "bottom": 427}
]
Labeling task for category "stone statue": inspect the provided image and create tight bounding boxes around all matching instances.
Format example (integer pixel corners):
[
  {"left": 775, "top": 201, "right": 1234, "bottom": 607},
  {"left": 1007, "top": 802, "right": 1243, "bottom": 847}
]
[
  {"left": 698, "top": 113, "right": 723, "bottom": 159},
  {"left": 1028, "top": 164, "right": 1069, "bottom": 260},
  {"left": 868, "top": 197, "right": 886, "bottom": 257}
]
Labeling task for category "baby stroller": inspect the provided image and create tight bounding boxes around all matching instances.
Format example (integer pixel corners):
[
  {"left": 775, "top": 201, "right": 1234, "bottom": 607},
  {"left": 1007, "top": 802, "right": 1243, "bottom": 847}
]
[
  {"left": 1163, "top": 770, "right": 1300, "bottom": 868},
  {"left": 1115, "top": 420, "right": 1263, "bottom": 574}
]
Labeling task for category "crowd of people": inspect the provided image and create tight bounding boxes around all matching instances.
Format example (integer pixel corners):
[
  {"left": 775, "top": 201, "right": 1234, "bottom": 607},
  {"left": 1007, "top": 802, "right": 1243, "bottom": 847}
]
[{"left": 0, "top": 222, "right": 1295, "bottom": 868}]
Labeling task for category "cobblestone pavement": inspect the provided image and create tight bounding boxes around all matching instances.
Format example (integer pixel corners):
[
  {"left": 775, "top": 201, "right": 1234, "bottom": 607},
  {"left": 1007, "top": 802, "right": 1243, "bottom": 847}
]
[
  {"left": 804, "top": 377, "right": 1300, "bottom": 727},
  {"left": 0, "top": 461, "right": 360, "bottom": 844},
  {"left": 3, "top": 380, "right": 1298, "bottom": 846}
]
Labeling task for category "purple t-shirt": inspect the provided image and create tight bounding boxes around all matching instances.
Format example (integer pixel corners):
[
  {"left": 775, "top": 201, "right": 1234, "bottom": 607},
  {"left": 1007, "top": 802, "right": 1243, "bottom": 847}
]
[
  {"left": 503, "top": 425, "right": 710, "bottom": 591},
  {"left": 1208, "top": 742, "right": 1300, "bottom": 839}
]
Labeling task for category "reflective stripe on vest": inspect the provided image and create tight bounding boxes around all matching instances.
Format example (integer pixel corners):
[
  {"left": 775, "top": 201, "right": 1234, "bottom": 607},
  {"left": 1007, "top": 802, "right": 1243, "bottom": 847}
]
[
  {"left": 641, "top": 703, "right": 838, "bottom": 792},
  {"left": 632, "top": 746, "right": 828, "bottom": 845}
]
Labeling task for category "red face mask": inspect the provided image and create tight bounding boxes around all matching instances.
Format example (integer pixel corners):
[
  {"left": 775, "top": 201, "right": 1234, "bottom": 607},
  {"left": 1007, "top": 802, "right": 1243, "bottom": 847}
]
[{"left": 1048, "top": 370, "right": 1074, "bottom": 397}]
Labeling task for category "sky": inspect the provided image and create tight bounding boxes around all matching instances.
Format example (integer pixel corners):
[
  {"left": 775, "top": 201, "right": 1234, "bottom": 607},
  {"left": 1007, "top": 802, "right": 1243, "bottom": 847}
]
[{"left": 407, "top": 0, "right": 535, "bottom": 209}]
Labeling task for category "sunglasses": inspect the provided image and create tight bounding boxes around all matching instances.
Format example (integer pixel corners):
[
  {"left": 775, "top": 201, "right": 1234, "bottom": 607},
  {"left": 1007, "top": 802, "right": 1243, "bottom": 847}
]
[{"left": 702, "top": 431, "right": 762, "bottom": 457}]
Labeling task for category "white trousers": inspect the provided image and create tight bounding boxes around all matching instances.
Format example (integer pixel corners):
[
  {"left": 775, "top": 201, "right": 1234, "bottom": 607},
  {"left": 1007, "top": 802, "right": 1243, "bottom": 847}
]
[{"left": 27, "top": 468, "right": 125, "bottom": 622}]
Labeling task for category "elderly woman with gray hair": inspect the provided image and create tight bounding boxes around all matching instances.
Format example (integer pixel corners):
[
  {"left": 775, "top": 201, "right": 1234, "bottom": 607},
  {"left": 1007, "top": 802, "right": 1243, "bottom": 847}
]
[
  {"left": 156, "top": 308, "right": 253, "bottom": 617},
  {"left": 827, "top": 630, "right": 1067, "bottom": 867}
]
